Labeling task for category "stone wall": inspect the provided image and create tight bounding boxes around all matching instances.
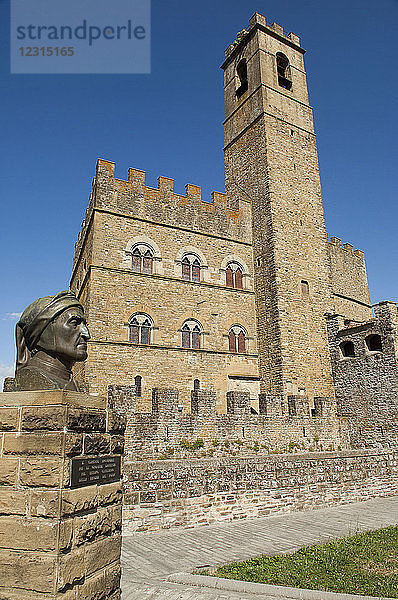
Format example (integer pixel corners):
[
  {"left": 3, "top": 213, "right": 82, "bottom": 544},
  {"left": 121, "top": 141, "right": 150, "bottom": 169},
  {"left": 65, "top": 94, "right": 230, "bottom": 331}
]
[
  {"left": 0, "top": 390, "right": 124, "bottom": 599},
  {"left": 328, "top": 237, "right": 372, "bottom": 322},
  {"left": 327, "top": 302, "right": 398, "bottom": 449},
  {"left": 110, "top": 386, "right": 344, "bottom": 462},
  {"left": 123, "top": 449, "right": 398, "bottom": 533}
]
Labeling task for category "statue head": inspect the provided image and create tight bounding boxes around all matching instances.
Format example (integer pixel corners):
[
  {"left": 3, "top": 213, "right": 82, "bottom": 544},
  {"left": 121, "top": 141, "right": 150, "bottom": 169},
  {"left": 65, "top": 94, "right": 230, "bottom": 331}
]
[{"left": 14, "top": 290, "right": 90, "bottom": 391}]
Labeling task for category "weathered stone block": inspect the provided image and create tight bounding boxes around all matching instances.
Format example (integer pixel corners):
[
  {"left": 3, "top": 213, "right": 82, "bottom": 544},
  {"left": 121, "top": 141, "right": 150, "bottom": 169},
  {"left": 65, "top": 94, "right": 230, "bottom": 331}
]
[
  {"left": 31, "top": 490, "right": 60, "bottom": 518},
  {"left": 76, "top": 563, "right": 121, "bottom": 600},
  {"left": 0, "top": 490, "right": 28, "bottom": 515},
  {"left": 0, "top": 516, "right": 58, "bottom": 551},
  {"left": 74, "top": 507, "right": 112, "bottom": 546},
  {"left": 19, "top": 458, "right": 62, "bottom": 487},
  {"left": 111, "top": 505, "right": 122, "bottom": 533},
  {"left": 59, "top": 519, "right": 73, "bottom": 552},
  {"left": 64, "top": 432, "right": 83, "bottom": 456},
  {"left": 21, "top": 406, "right": 66, "bottom": 431},
  {"left": 0, "top": 459, "right": 18, "bottom": 486},
  {"left": 97, "top": 482, "right": 122, "bottom": 507},
  {"left": 56, "top": 547, "right": 85, "bottom": 592},
  {"left": 0, "top": 408, "right": 19, "bottom": 431},
  {"left": 0, "top": 549, "right": 55, "bottom": 593},
  {"left": 108, "top": 411, "right": 126, "bottom": 433},
  {"left": 67, "top": 409, "right": 106, "bottom": 432},
  {"left": 84, "top": 433, "right": 110, "bottom": 455},
  {"left": 85, "top": 536, "right": 121, "bottom": 577},
  {"left": 3, "top": 432, "right": 63, "bottom": 456},
  {"left": 61, "top": 486, "right": 98, "bottom": 516},
  {"left": 110, "top": 435, "right": 124, "bottom": 454}
]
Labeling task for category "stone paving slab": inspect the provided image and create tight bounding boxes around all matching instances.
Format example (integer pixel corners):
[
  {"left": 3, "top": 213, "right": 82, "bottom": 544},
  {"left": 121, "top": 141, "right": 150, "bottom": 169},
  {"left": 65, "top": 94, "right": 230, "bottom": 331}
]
[{"left": 122, "top": 496, "right": 398, "bottom": 599}]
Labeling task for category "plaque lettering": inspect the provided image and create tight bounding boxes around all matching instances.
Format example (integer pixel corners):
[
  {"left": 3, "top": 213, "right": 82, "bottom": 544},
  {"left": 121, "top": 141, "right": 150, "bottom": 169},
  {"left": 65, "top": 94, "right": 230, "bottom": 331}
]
[{"left": 71, "top": 455, "right": 121, "bottom": 489}]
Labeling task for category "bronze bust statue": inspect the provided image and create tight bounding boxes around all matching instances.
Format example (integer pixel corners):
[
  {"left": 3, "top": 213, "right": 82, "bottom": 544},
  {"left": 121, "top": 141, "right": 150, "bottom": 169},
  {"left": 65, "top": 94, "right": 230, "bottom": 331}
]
[{"left": 14, "top": 290, "right": 90, "bottom": 392}]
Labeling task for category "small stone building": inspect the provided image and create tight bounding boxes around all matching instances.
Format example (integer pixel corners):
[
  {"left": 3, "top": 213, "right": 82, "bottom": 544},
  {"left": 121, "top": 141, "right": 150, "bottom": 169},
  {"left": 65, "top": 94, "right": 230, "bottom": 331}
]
[{"left": 70, "top": 13, "right": 398, "bottom": 453}]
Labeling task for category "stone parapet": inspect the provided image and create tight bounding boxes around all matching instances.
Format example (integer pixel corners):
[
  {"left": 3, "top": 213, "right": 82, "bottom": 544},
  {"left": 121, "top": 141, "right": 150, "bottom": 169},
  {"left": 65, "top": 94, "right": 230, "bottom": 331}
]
[
  {"left": 0, "top": 390, "right": 125, "bottom": 599},
  {"left": 123, "top": 449, "right": 398, "bottom": 533}
]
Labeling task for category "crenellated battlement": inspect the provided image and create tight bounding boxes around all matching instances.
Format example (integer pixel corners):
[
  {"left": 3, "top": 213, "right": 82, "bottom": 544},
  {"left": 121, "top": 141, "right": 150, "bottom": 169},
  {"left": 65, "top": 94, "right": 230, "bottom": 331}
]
[
  {"left": 89, "top": 159, "right": 252, "bottom": 243},
  {"left": 96, "top": 159, "right": 229, "bottom": 207},
  {"left": 224, "top": 12, "right": 301, "bottom": 61},
  {"left": 329, "top": 236, "right": 365, "bottom": 260}
]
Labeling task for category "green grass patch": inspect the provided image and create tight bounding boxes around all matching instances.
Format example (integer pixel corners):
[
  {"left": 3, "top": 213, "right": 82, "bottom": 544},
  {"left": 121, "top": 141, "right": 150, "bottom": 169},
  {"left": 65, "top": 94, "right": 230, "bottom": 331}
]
[{"left": 205, "top": 526, "right": 398, "bottom": 597}]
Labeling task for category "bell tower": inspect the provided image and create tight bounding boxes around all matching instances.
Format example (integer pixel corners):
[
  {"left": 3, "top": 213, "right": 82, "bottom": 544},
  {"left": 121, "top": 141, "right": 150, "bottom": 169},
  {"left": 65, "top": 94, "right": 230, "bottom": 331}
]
[{"left": 222, "top": 13, "right": 335, "bottom": 401}]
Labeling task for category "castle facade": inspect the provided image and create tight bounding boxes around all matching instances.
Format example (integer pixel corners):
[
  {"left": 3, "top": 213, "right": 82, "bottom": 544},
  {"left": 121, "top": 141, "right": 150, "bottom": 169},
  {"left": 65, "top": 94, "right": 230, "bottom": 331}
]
[{"left": 71, "top": 13, "right": 397, "bottom": 454}]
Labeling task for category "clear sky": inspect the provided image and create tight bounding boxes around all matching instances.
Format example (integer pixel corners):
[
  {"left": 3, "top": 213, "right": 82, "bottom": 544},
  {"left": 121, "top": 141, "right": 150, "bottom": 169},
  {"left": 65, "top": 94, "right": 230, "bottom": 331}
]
[{"left": 1, "top": 0, "right": 397, "bottom": 387}]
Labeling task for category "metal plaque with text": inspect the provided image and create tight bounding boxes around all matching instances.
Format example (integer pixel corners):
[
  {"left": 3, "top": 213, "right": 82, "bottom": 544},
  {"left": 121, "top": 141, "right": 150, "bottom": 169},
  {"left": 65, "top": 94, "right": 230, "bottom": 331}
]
[{"left": 70, "top": 455, "right": 121, "bottom": 489}]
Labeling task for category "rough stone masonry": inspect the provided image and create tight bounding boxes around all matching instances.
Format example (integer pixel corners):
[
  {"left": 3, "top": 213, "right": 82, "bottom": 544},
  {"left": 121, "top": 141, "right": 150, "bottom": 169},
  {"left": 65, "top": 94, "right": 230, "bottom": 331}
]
[{"left": 0, "top": 390, "right": 125, "bottom": 600}]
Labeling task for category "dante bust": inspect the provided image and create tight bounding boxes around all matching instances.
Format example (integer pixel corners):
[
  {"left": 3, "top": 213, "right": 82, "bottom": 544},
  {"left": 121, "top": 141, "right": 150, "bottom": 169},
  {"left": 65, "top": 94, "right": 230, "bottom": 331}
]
[{"left": 14, "top": 290, "right": 90, "bottom": 392}]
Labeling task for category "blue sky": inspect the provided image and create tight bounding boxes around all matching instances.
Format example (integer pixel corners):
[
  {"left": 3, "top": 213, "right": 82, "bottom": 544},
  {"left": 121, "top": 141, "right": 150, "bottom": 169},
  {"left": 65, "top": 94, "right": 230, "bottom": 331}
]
[{"left": 1, "top": 0, "right": 397, "bottom": 385}]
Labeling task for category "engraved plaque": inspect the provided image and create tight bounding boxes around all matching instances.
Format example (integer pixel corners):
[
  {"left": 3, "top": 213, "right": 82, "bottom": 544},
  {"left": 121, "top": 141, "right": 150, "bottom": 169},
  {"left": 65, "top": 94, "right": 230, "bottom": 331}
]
[{"left": 70, "top": 455, "right": 121, "bottom": 489}]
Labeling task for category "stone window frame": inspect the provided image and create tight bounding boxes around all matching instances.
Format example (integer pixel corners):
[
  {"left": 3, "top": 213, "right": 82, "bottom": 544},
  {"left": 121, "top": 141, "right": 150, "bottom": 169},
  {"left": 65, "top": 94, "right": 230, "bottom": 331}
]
[
  {"left": 339, "top": 340, "right": 355, "bottom": 359},
  {"left": 228, "top": 324, "right": 247, "bottom": 354},
  {"left": 276, "top": 51, "right": 292, "bottom": 91},
  {"left": 365, "top": 333, "right": 383, "bottom": 354},
  {"left": 219, "top": 255, "right": 251, "bottom": 289},
  {"left": 122, "top": 235, "right": 163, "bottom": 275},
  {"left": 181, "top": 253, "right": 202, "bottom": 282},
  {"left": 128, "top": 312, "right": 154, "bottom": 346},
  {"left": 180, "top": 319, "right": 204, "bottom": 350},
  {"left": 175, "top": 246, "right": 209, "bottom": 282},
  {"left": 236, "top": 57, "right": 248, "bottom": 98}
]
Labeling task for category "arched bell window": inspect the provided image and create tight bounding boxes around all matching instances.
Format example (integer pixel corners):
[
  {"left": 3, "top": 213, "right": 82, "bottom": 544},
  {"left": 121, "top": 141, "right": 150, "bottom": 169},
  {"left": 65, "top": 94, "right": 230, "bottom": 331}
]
[
  {"left": 181, "top": 254, "right": 201, "bottom": 282},
  {"left": 181, "top": 320, "right": 203, "bottom": 349},
  {"left": 276, "top": 52, "right": 292, "bottom": 90},
  {"left": 132, "top": 244, "right": 153, "bottom": 274},
  {"left": 226, "top": 262, "right": 243, "bottom": 289},
  {"left": 236, "top": 58, "right": 248, "bottom": 98},
  {"left": 228, "top": 325, "right": 247, "bottom": 353},
  {"left": 129, "top": 313, "right": 153, "bottom": 345}
]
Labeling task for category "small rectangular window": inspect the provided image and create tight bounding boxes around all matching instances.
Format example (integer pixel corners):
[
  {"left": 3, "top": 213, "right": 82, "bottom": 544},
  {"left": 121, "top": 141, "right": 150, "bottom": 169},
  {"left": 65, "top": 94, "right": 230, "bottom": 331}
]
[{"left": 301, "top": 280, "right": 309, "bottom": 297}]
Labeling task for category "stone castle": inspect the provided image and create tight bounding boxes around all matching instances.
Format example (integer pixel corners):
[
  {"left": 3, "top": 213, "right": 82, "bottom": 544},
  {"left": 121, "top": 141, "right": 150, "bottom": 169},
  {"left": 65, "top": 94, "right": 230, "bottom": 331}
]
[{"left": 70, "top": 12, "right": 398, "bottom": 511}]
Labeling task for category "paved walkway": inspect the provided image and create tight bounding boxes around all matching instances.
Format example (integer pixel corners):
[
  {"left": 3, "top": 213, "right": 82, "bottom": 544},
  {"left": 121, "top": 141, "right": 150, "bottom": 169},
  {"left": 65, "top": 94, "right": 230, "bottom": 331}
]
[{"left": 122, "top": 496, "right": 398, "bottom": 599}]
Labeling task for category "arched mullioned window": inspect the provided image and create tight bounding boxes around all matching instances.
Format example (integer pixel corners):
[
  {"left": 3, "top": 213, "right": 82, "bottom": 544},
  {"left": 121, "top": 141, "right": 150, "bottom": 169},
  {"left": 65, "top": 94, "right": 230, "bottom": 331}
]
[
  {"left": 181, "top": 320, "right": 203, "bottom": 349},
  {"left": 129, "top": 313, "right": 153, "bottom": 345},
  {"left": 228, "top": 325, "right": 247, "bottom": 353},
  {"left": 276, "top": 52, "right": 292, "bottom": 90},
  {"left": 131, "top": 244, "right": 153, "bottom": 274},
  {"left": 226, "top": 262, "right": 243, "bottom": 289},
  {"left": 236, "top": 58, "right": 248, "bottom": 98},
  {"left": 181, "top": 254, "right": 201, "bottom": 282}
]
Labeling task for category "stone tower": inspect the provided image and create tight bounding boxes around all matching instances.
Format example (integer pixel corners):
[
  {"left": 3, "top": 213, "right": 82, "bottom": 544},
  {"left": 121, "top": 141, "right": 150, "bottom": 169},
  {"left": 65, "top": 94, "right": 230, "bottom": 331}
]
[{"left": 222, "top": 13, "right": 335, "bottom": 402}]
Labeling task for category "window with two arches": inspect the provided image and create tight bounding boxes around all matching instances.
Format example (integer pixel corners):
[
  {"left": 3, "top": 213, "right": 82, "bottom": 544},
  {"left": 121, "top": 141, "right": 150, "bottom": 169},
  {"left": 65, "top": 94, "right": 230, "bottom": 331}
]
[
  {"left": 132, "top": 245, "right": 153, "bottom": 274},
  {"left": 226, "top": 262, "right": 243, "bottom": 289},
  {"left": 182, "top": 254, "right": 201, "bottom": 282},
  {"left": 228, "top": 325, "right": 246, "bottom": 353},
  {"left": 129, "top": 313, "right": 153, "bottom": 345},
  {"left": 181, "top": 320, "right": 202, "bottom": 349}
]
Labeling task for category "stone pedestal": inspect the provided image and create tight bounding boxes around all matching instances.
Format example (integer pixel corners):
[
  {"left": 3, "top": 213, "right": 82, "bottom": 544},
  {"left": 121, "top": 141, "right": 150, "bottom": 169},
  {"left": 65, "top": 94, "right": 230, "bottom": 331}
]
[{"left": 0, "top": 390, "right": 124, "bottom": 600}]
